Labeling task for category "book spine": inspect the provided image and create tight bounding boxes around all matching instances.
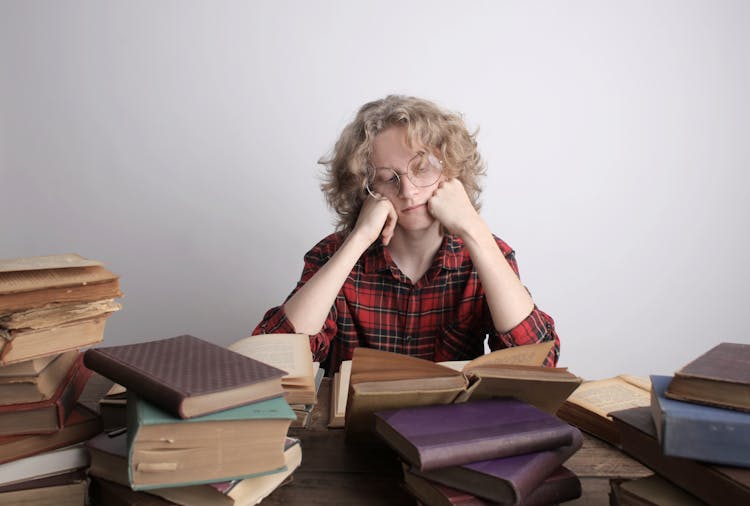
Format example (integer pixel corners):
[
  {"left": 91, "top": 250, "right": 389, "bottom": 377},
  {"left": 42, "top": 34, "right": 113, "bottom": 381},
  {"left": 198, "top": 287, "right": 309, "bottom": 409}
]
[
  {"left": 84, "top": 349, "right": 184, "bottom": 418},
  {"left": 53, "top": 359, "right": 92, "bottom": 429}
]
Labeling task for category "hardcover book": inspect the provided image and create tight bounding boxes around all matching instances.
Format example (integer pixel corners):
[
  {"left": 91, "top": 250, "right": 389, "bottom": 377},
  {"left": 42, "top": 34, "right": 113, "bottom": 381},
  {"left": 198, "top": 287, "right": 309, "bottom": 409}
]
[
  {"left": 651, "top": 374, "right": 750, "bottom": 467},
  {"left": 0, "top": 354, "right": 91, "bottom": 436},
  {"left": 0, "top": 255, "right": 122, "bottom": 313},
  {"left": 410, "top": 428, "right": 583, "bottom": 504},
  {"left": 610, "top": 406, "right": 750, "bottom": 505},
  {"left": 0, "top": 443, "right": 89, "bottom": 487},
  {"left": 404, "top": 465, "right": 582, "bottom": 506},
  {"left": 609, "top": 474, "right": 705, "bottom": 506},
  {"left": 555, "top": 374, "right": 650, "bottom": 445},
  {"left": 125, "top": 392, "right": 295, "bottom": 489},
  {"left": 0, "top": 403, "right": 101, "bottom": 464},
  {"left": 0, "top": 350, "right": 78, "bottom": 405},
  {"left": 84, "top": 334, "right": 287, "bottom": 418},
  {"left": 345, "top": 343, "right": 580, "bottom": 437},
  {"left": 229, "top": 333, "right": 318, "bottom": 405},
  {"left": 374, "top": 398, "right": 580, "bottom": 471},
  {"left": 665, "top": 342, "right": 750, "bottom": 412},
  {"left": 0, "top": 469, "right": 87, "bottom": 506}
]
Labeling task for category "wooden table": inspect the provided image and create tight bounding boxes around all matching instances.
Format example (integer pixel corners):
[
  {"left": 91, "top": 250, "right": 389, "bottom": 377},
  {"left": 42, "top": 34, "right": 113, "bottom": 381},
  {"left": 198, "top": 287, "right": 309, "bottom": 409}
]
[{"left": 81, "top": 375, "right": 651, "bottom": 505}]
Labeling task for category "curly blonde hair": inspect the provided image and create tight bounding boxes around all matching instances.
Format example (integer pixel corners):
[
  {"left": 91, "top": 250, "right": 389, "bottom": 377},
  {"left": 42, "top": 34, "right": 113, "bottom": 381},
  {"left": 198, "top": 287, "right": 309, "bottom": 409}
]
[{"left": 319, "top": 95, "right": 486, "bottom": 233}]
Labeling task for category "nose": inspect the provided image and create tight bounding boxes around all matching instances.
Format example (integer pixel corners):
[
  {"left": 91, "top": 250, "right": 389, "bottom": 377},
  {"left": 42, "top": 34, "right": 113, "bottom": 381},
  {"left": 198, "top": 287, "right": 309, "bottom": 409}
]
[{"left": 398, "top": 175, "right": 420, "bottom": 198}]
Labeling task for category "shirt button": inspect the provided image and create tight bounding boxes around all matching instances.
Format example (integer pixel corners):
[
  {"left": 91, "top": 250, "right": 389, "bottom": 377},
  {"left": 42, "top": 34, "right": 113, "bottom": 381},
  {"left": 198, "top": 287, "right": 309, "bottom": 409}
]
[{"left": 405, "top": 336, "right": 412, "bottom": 342}]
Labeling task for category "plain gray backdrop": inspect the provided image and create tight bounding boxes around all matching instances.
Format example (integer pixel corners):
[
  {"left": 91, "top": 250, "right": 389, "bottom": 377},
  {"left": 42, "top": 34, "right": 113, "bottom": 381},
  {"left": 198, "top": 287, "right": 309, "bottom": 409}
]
[{"left": 2, "top": 1, "right": 749, "bottom": 379}]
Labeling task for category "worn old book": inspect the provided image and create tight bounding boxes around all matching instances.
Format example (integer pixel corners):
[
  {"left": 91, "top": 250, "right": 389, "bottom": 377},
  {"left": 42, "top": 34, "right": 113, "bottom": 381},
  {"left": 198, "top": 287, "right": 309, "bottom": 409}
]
[
  {"left": 651, "top": 374, "right": 750, "bottom": 467},
  {"left": 665, "top": 342, "right": 750, "bottom": 412},
  {"left": 0, "top": 354, "right": 91, "bottom": 436},
  {"left": 609, "top": 474, "right": 705, "bottom": 506},
  {"left": 556, "top": 374, "right": 650, "bottom": 445},
  {"left": 229, "top": 333, "right": 317, "bottom": 405},
  {"left": 344, "top": 343, "right": 580, "bottom": 438},
  {"left": 89, "top": 476, "right": 178, "bottom": 506},
  {"left": 0, "top": 403, "right": 101, "bottom": 464},
  {"left": 610, "top": 406, "right": 750, "bottom": 505},
  {"left": 374, "top": 398, "right": 580, "bottom": 471},
  {"left": 84, "top": 334, "right": 287, "bottom": 418},
  {"left": 99, "top": 382, "right": 128, "bottom": 431},
  {"left": 328, "top": 360, "right": 352, "bottom": 428},
  {"left": 0, "top": 469, "right": 87, "bottom": 506},
  {"left": 0, "top": 354, "right": 57, "bottom": 377},
  {"left": 409, "top": 428, "right": 583, "bottom": 504},
  {"left": 124, "top": 392, "right": 295, "bottom": 489},
  {"left": 0, "top": 443, "right": 89, "bottom": 487},
  {"left": 289, "top": 363, "right": 324, "bottom": 429},
  {"left": 1, "top": 299, "right": 121, "bottom": 334},
  {"left": 0, "top": 315, "right": 110, "bottom": 366},
  {"left": 404, "top": 465, "right": 581, "bottom": 506},
  {"left": 0, "top": 350, "right": 78, "bottom": 405},
  {"left": 0, "top": 254, "right": 122, "bottom": 313}
]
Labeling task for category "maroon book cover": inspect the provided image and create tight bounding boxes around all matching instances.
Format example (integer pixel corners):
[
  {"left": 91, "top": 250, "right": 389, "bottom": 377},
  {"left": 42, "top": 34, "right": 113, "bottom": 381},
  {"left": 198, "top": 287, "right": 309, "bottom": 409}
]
[
  {"left": 412, "top": 429, "right": 583, "bottom": 504},
  {"left": 84, "top": 334, "right": 287, "bottom": 418},
  {"left": 374, "top": 398, "right": 578, "bottom": 471},
  {"left": 0, "top": 353, "right": 91, "bottom": 436}
]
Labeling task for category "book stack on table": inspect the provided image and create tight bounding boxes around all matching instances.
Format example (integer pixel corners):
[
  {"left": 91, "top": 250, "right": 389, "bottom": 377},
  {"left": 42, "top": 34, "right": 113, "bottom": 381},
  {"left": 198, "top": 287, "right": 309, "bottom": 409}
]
[
  {"left": 607, "top": 342, "right": 750, "bottom": 505},
  {"left": 374, "top": 398, "right": 584, "bottom": 505},
  {"left": 83, "top": 334, "right": 302, "bottom": 506},
  {"left": 0, "top": 254, "right": 122, "bottom": 505}
]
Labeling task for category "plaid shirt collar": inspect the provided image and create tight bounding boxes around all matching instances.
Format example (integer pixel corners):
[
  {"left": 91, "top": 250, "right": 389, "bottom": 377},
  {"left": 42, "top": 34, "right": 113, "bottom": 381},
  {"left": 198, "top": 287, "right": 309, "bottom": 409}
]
[{"left": 363, "top": 234, "right": 465, "bottom": 276}]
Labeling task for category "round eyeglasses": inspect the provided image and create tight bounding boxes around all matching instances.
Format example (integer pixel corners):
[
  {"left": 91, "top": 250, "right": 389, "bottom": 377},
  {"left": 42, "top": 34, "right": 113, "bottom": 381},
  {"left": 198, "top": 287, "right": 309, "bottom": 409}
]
[{"left": 366, "top": 151, "right": 443, "bottom": 198}]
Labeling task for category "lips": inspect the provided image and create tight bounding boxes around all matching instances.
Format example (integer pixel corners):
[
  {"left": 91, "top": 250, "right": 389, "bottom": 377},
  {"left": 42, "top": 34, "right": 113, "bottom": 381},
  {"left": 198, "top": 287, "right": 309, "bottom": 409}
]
[{"left": 402, "top": 203, "right": 427, "bottom": 212}]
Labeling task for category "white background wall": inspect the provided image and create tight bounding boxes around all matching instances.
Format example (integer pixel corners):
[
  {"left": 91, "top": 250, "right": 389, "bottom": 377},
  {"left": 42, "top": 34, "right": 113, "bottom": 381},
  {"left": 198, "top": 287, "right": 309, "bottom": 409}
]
[{"left": 1, "top": 1, "right": 748, "bottom": 380}]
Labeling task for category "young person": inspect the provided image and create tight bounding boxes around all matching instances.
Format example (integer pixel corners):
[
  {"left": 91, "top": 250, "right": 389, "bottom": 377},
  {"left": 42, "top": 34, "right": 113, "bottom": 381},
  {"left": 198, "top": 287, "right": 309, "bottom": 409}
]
[{"left": 254, "top": 95, "right": 559, "bottom": 373}]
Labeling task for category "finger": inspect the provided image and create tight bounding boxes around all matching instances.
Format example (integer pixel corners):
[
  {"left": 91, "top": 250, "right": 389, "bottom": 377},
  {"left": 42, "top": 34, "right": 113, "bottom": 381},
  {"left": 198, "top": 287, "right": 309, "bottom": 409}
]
[{"left": 381, "top": 208, "right": 398, "bottom": 246}]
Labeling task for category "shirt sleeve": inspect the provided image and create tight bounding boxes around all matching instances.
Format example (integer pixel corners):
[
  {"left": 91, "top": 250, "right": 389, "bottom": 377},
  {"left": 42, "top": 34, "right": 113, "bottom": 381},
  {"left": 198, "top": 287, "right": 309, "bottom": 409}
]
[
  {"left": 486, "top": 241, "right": 561, "bottom": 367},
  {"left": 252, "top": 234, "right": 342, "bottom": 363}
]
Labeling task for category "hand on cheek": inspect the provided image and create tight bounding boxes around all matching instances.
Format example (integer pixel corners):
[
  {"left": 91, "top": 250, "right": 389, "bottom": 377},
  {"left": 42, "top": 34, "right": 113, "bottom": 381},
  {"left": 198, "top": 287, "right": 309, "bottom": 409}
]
[{"left": 427, "top": 179, "right": 481, "bottom": 237}]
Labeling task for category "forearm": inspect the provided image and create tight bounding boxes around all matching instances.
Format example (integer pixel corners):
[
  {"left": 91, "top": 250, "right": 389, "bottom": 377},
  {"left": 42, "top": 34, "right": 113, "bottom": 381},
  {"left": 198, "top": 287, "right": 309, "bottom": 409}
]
[
  {"left": 282, "top": 232, "right": 371, "bottom": 335},
  {"left": 460, "top": 220, "right": 534, "bottom": 333}
]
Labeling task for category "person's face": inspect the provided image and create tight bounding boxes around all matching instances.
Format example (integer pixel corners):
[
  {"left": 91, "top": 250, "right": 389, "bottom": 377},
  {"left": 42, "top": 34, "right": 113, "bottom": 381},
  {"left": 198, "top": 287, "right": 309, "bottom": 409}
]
[{"left": 369, "top": 125, "right": 444, "bottom": 231}]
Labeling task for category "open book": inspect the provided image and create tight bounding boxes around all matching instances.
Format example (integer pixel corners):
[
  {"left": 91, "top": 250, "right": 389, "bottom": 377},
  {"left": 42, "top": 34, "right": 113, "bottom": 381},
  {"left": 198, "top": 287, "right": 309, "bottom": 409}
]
[
  {"left": 229, "top": 334, "right": 317, "bottom": 405},
  {"left": 331, "top": 342, "right": 582, "bottom": 437},
  {"left": 555, "top": 374, "right": 650, "bottom": 445}
]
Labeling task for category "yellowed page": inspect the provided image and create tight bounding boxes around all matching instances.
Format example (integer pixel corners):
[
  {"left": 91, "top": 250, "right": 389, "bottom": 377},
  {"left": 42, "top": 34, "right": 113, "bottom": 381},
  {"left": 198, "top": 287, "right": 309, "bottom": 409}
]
[
  {"left": 337, "top": 360, "right": 351, "bottom": 418},
  {"left": 462, "top": 341, "right": 553, "bottom": 372},
  {"left": 566, "top": 377, "right": 650, "bottom": 419},
  {"left": 618, "top": 374, "right": 651, "bottom": 391},
  {"left": 228, "top": 333, "right": 313, "bottom": 386}
]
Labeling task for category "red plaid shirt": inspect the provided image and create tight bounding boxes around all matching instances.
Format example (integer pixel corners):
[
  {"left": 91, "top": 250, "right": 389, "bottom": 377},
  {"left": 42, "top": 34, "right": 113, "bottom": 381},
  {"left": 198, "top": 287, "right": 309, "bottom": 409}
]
[{"left": 254, "top": 232, "right": 559, "bottom": 373}]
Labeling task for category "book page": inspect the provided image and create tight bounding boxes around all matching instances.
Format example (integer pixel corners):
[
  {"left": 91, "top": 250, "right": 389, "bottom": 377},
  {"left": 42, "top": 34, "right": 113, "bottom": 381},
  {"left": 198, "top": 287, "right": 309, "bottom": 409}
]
[
  {"left": 228, "top": 334, "right": 313, "bottom": 385},
  {"left": 566, "top": 377, "right": 650, "bottom": 419},
  {"left": 337, "top": 360, "right": 351, "bottom": 418},
  {"left": 462, "top": 341, "right": 553, "bottom": 372},
  {"left": 618, "top": 374, "right": 651, "bottom": 391}
]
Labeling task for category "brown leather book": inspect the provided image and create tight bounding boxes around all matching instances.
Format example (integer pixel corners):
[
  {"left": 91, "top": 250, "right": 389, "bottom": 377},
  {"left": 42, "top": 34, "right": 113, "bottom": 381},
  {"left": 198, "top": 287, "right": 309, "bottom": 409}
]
[
  {"left": 0, "top": 403, "right": 102, "bottom": 464},
  {"left": 84, "top": 334, "right": 288, "bottom": 418},
  {"left": 665, "top": 342, "right": 750, "bottom": 412},
  {"left": 0, "top": 353, "right": 92, "bottom": 436}
]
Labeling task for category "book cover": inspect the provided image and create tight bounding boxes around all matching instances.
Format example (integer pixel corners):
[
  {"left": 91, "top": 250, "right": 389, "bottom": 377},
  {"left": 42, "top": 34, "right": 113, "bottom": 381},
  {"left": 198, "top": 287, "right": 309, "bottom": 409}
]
[
  {"left": 0, "top": 469, "right": 87, "bottom": 506},
  {"left": 665, "top": 342, "right": 750, "bottom": 412},
  {"left": 84, "top": 334, "right": 287, "bottom": 418},
  {"left": 404, "top": 465, "right": 581, "bottom": 506},
  {"left": 0, "top": 403, "right": 101, "bottom": 464},
  {"left": 411, "top": 428, "right": 583, "bottom": 504},
  {"left": 609, "top": 474, "right": 705, "bottom": 506},
  {"left": 0, "top": 350, "right": 79, "bottom": 405},
  {"left": 374, "top": 398, "right": 578, "bottom": 471},
  {"left": 89, "top": 476, "right": 178, "bottom": 506},
  {"left": 0, "top": 443, "right": 89, "bottom": 487},
  {"left": 651, "top": 374, "right": 750, "bottom": 467},
  {"left": 0, "top": 354, "right": 91, "bottom": 436},
  {"left": 126, "top": 392, "right": 296, "bottom": 489},
  {"left": 611, "top": 406, "right": 750, "bottom": 505}
]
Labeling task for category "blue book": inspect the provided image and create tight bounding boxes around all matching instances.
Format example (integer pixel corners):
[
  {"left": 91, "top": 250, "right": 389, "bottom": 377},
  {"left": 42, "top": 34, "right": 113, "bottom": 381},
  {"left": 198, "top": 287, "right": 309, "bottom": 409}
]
[
  {"left": 650, "top": 374, "right": 750, "bottom": 467},
  {"left": 126, "top": 392, "right": 296, "bottom": 490}
]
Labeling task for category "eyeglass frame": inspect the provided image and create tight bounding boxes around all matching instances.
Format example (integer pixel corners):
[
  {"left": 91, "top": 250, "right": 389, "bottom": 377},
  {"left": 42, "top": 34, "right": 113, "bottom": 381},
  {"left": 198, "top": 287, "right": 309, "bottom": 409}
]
[{"left": 365, "top": 151, "right": 444, "bottom": 198}]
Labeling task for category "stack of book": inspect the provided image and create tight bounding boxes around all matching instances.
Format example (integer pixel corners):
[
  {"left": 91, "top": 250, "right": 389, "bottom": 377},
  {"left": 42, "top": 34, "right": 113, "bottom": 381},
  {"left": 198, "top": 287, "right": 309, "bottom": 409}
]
[
  {"left": 608, "top": 342, "right": 750, "bottom": 505},
  {"left": 373, "top": 399, "right": 584, "bottom": 505},
  {"left": 83, "top": 334, "right": 302, "bottom": 505},
  {"left": 0, "top": 253, "right": 121, "bottom": 504},
  {"left": 228, "top": 333, "right": 324, "bottom": 429}
]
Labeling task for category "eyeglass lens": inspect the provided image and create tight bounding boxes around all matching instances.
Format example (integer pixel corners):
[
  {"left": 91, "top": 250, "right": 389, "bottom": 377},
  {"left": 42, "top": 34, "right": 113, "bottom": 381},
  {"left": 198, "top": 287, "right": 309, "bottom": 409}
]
[{"left": 367, "top": 153, "right": 442, "bottom": 196}]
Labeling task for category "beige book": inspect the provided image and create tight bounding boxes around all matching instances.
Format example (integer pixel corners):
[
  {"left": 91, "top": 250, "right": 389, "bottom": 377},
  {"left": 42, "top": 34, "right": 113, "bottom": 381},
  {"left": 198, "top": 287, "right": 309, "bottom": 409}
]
[
  {"left": 0, "top": 316, "right": 109, "bottom": 366},
  {"left": 0, "top": 299, "right": 121, "bottom": 331},
  {"left": 228, "top": 333, "right": 317, "bottom": 405},
  {"left": 0, "top": 254, "right": 102, "bottom": 273},
  {"left": 556, "top": 375, "right": 651, "bottom": 445},
  {"left": 340, "top": 342, "right": 581, "bottom": 439},
  {"left": 0, "top": 355, "right": 57, "bottom": 377},
  {"left": 0, "top": 351, "right": 79, "bottom": 405}
]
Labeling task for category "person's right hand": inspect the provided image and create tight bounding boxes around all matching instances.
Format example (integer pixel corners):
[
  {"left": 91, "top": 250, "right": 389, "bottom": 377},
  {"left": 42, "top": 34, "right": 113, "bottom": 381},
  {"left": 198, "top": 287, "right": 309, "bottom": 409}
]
[{"left": 352, "top": 194, "right": 398, "bottom": 246}]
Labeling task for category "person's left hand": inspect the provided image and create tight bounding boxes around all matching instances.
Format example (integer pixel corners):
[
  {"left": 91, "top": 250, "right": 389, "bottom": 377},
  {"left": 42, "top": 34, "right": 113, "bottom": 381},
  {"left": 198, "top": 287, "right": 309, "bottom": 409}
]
[{"left": 427, "top": 178, "right": 483, "bottom": 237}]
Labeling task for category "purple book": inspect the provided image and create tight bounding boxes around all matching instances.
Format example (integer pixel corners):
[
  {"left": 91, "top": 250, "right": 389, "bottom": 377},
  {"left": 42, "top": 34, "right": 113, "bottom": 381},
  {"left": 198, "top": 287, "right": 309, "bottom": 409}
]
[
  {"left": 412, "top": 429, "right": 583, "bottom": 504},
  {"left": 374, "top": 398, "right": 578, "bottom": 471}
]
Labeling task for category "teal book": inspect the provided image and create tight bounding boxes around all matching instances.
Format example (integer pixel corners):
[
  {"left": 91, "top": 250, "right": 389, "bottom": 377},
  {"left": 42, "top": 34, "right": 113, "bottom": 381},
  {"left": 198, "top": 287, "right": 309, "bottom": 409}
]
[
  {"left": 651, "top": 374, "right": 750, "bottom": 467},
  {"left": 126, "top": 392, "right": 295, "bottom": 490}
]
